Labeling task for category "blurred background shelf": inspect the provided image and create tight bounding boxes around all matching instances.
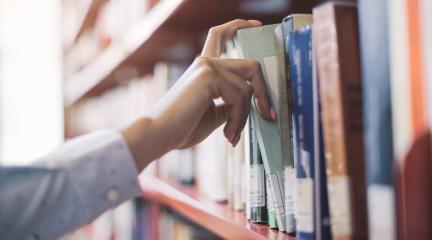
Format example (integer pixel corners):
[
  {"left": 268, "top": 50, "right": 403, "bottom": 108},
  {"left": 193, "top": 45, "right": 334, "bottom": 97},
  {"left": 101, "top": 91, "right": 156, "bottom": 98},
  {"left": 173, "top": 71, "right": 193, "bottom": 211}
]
[
  {"left": 140, "top": 174, "right": 295, "bottom": 240},
  {"left": 64, "top": 0, "right": 317, "bottom": 106},
  {"left": 65, "top": 0, "right": 107, "bottom": 48}
]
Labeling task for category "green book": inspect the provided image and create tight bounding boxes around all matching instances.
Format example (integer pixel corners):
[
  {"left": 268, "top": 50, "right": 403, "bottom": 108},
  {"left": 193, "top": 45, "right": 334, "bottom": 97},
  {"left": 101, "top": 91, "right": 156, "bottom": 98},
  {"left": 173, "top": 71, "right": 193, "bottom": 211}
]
[
  {"left": 234, "top": 24, "right": 286, "bottom": 232},
  {"left": 267, "top": 175, "right": 278, "bottom": 228}
]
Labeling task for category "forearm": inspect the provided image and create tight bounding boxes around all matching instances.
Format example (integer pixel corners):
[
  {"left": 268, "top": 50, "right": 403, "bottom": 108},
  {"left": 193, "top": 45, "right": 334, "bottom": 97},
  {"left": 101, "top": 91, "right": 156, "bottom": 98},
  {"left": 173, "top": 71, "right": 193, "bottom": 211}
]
[{"left": 121, "top": 117, "right": 174, "bottom": 172}]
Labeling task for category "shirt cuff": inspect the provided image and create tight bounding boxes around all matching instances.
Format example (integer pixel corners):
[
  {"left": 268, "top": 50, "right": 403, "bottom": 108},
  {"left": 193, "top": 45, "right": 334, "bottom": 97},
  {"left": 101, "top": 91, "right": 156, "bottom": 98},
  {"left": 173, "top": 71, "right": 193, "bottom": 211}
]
[{"left": 43, "top": 129, "right": 142, "bottom": 220}]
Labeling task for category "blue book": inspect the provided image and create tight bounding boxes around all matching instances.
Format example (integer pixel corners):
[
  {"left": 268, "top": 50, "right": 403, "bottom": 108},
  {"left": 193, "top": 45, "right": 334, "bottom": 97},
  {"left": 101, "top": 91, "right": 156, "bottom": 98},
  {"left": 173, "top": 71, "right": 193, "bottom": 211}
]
[
  {"left": 288, "top": 26, "right": 332, "bottom": 240},
  {"left": 289, "top": 27, "right": 315, "bottom": 240},
  {"left": 358, "top": 0, "right": 396, "bottom": 239},
  {"left": 281, "top": 14, "right": 312, "bottom": 234}
]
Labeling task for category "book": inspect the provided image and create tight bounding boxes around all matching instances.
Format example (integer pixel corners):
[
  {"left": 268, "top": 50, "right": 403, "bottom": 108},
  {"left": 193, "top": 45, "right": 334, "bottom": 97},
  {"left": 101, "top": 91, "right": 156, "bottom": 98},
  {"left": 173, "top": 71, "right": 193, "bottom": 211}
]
[
  {"left": 281, "top": 13, "right": 313, "bottom": 234},
  {"left": 289, "top": 26, "right": 315, "bottom": 240},
  {"left": 195, "top": 126, "right": 228, "bottom": 202},
  {"left": 388, "top": 0, "right": 432, "bottom": 239},
  {"left": 313, "top": 2, "right": 368, "bottom": 240},
  {"left": 267, "top": 176, "right": 278, "bottom": 228},
  {"left": 244, "top": 117, "right": 252, "bottom": 220},
  {"left": 234, "top": 24, "right": 287, "bottom": 231},
  {"left": 227, "top": 134, "right": 245, "bottom": 211},
  {"left": 421, "top": 0, "right": 432, "bottom": 208},
  {"left": 422, "top": 0, "right": 432, "bottom": 135},
  {"left": 358, "top": 0, "right": 396, "bottom": 239},
  {"left": 312, "top": 26, "right": 332, "bottom": 240},
  {"left": 288, "top": 25, "right": 331, "bottom": 240},
  {"left": 273, "top": 23, "right": 295, "bottom": 234},
  {"left": 247, "top": 117, "right": 268, "bottom": 223},
  {"left": 177, "top": 148, "right": 195, "bottom": 185},
  {"left": 314, "top": 112, "right": 332, "bottom": 240}
]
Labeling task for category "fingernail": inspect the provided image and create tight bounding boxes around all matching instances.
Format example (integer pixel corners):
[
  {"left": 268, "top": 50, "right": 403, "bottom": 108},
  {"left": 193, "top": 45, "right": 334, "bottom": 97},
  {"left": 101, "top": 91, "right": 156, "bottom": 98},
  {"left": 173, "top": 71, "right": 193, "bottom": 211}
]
[
  {"left": 270, "top": 108, "right": 277, "bottom": 120},
  {"left": 248, "top": 20, "right": 262, "bottom": 26},
  {"left": 229, "top": 132, "right": 236, "bottom": 143},
  {"left": 233, "top": 133, "right": 241, "bottom": 147}
]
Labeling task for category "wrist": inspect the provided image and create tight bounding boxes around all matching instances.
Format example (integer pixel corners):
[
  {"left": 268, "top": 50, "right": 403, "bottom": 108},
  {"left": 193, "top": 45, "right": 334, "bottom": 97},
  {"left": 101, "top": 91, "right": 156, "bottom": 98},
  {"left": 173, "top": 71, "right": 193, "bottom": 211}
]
[{"left": 121, "top": 117, "right": 172, "bottom": 172}]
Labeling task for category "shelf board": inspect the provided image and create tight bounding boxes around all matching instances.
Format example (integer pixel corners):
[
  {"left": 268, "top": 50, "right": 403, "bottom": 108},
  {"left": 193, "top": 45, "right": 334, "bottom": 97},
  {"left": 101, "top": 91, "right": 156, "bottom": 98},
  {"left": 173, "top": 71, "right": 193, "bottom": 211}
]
[
  {"left": 139, "top": 175, "right": 295, "bottom": 240},
  {"left": 64, "top": 0, "right": 318, "bottom": 106},
  {"left": 65, "top": 0, "right": 107, "bottom": 48},
  {"left": 64, "top": 0, "right": 189, "bottom": 106}
]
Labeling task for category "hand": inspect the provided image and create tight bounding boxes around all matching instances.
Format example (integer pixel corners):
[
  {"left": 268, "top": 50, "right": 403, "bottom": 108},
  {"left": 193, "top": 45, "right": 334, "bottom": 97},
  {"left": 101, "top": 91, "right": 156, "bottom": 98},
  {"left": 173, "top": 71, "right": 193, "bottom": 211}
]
[{"left": 122, "top": 19, "right": 275, "bottom": 171}]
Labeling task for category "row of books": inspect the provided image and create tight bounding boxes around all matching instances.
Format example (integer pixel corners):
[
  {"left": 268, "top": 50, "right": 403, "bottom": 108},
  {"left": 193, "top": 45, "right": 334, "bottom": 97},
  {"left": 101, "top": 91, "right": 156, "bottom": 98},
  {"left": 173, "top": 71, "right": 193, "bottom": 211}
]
[
  {"left": 215, "top": 0, "right": 431, "bottom": 240},
  {"left": 66, "top": 0, "right": 432, "bottom": 239}
]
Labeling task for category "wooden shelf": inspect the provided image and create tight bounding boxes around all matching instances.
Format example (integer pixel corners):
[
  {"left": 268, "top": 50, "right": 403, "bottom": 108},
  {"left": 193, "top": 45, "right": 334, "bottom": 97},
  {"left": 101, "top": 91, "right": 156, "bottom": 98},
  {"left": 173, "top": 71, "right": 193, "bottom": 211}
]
[
  {"left": 64, "top": 0, "right": 318, "bottom": 106},
  {"left": 64, "top": 0, "right": 189, "bottom": 106},
  {"left": 65, "top": 0, "right": 107, "bottom": 49},
  {"left": 139, "top": 175, "right": 295, "bottom": 240}
]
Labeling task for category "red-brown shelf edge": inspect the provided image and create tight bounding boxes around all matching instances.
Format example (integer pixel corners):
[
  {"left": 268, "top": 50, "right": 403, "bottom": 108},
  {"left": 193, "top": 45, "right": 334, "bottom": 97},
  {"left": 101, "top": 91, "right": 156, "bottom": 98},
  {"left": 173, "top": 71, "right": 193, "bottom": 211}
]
[{"left": 139, "top": 174, "right": 295, "bottom": 240}]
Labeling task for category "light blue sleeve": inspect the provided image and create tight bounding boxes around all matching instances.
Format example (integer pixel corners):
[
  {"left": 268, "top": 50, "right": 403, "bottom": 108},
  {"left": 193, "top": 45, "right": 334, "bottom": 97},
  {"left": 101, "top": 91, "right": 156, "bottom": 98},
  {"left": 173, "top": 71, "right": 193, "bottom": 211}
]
[{"left": 0, "top": 130, "right": 141, "bottom": 240}]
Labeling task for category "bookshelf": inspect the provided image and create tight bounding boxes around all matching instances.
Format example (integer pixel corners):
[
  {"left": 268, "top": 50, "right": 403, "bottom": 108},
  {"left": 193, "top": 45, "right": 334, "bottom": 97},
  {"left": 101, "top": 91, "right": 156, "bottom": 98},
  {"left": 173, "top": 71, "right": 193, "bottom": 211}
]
[
  {"left": 63, "top": 0, "right": 317, "bottom": 106},
  {"left": 63, "top": 0, "right": 319, "bottom": 239},
  {"left": 64, "top": 0, "right": 189, "bottom": 106},
  {"left": 140, "top": 174, "right": 295, "bottom": 240},
  {"left": 62, "top": 0, "right": 432, "bottom": 239}
]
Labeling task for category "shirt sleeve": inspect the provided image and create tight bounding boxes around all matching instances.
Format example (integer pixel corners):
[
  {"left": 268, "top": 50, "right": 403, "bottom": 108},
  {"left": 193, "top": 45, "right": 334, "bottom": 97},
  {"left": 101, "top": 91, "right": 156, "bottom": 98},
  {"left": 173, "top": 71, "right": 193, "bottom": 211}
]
[{"left": 0, "top": 129, "right": 142, "bottom": 240}]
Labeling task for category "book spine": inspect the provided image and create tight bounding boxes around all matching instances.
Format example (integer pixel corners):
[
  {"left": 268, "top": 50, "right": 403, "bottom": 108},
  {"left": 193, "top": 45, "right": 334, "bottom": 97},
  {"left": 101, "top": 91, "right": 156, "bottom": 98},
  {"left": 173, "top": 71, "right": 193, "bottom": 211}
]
[
  {"left": 388, "top": 0, "right": 432, "bottom": 239},
  {"left": 227, "top": 144, "right": 235, "bottom": 209},
  {"left": 421, "top": 3, "right": 432, "bottom": 229},
  {"left": 312, "top": 25, "right": 332, "bottom": 240},
  {"left": 275, "top": 24, "right": 296, "bottom": 234},
  {"left": 313, "top": 2, "right": 368, "bottom": 240},
  {"left": 178, "top": 149, "right": 195, "bottom": 185},
  {"left": 227, "top": 132, "right": 244, "bottom": 211},
  {"left": 267, "top": 176, "right": 278, "bottom": 228},
  {"left": 249, "top": 118, "right": 267, "bottom": 222},
  {"left": 289, "top": 27, "right": 315, "bottom": 240},
  {"left": 244, "top": 117, "right": 251, "bottom": 220},
  {"left": 281, "top": 17, "right": 297, "bottom": 234},
  {"left": 195, "top": 127, "right": 228, "bottom": 202},
  {"left": 422, "top": 0, "right": 432, "bottom": 135},
  {"left": 358, "top": 0, "right": 396, "bottom": 239}
]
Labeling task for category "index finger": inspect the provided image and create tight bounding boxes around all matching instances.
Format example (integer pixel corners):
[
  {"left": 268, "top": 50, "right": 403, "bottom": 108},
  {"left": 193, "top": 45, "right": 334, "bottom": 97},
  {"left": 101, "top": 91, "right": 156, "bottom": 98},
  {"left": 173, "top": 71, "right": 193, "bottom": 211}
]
[
  {"left": 209, "top": 58, "right": 274, "bottom": 120},
  {"left": 201, "top": 19, "right": 262, "bottom": 58}
]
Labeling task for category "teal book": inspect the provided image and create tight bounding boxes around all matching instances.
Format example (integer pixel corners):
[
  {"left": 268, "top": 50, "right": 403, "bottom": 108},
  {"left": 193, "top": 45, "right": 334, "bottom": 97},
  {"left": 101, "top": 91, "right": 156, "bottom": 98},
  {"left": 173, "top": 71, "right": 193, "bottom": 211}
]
[{"left": 235, "top": 24, "right": 286, "bottom": 231}]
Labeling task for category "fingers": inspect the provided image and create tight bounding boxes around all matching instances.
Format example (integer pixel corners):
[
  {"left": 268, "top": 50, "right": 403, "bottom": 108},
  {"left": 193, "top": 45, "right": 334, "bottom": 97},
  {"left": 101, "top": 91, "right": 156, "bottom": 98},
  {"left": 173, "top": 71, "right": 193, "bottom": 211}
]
[
  {"left": 214, "top": 19, "right": 263, "bottom": 41},
  {"left": 194, "top": 56, "right": 272, "bottom": 146},
  {"left": 212, "top": 65, "right": 252, "bottom": 146},
  {"left": 178, "top": 104, "right": 231, "bottom": 149},
  {"left": 209, "top": 58, "right": 274, "bottom": 120},
  {"left": 201, "top": 19, "right": 262, "bottom": 57}
]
